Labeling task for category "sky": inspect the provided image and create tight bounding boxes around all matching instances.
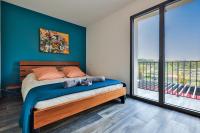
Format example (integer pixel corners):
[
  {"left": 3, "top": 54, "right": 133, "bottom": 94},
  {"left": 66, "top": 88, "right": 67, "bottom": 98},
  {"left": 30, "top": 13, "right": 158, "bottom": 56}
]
[{"left": 136, "top": 0, "right": 200, "bottom": 61}]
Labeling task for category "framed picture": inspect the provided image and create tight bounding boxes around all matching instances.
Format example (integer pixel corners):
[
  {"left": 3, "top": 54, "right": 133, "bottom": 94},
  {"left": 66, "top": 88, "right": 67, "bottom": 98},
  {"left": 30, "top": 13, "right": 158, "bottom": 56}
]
[{"left": 40, "top": 28, "right": 69, "bottom": 54}]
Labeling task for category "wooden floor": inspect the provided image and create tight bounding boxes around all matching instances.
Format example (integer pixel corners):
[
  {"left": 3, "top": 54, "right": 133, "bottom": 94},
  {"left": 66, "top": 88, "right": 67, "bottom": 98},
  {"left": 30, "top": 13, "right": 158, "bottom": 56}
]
[{"left": 0, "top": 95, "right": 200, "bottom": 133}]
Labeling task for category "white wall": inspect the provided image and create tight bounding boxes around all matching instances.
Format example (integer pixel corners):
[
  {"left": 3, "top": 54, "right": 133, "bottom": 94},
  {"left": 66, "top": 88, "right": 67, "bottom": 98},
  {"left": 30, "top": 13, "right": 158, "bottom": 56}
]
[{"left": 87, "top": 0, "right": 165, "bottom": 94}]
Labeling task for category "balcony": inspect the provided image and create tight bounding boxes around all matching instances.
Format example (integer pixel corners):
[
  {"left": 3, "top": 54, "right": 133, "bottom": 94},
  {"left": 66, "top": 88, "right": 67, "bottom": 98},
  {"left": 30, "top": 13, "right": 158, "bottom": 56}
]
[{"left": 136, "top": 60, "right": 200, "bottom": 111}]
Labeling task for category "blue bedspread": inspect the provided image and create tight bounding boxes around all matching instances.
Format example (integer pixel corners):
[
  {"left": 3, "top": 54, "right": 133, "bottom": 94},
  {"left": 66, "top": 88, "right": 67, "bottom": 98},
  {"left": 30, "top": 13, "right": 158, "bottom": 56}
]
[{"left": 19, "top": 79, "right": 123, "bottom": 133}]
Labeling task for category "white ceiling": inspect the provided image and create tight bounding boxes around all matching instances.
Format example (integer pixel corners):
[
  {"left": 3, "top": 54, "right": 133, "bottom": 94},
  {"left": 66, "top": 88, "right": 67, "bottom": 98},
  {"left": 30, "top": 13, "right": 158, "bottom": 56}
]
[{"left": 3, "top": 0, "right": 134, "bottom": 27}]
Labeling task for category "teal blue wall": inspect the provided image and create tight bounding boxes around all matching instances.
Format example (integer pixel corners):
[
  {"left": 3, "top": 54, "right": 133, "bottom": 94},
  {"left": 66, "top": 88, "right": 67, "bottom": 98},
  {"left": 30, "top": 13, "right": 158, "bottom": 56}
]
[{"left": 1, "top": 2, "right": 86, "bottom": 88}]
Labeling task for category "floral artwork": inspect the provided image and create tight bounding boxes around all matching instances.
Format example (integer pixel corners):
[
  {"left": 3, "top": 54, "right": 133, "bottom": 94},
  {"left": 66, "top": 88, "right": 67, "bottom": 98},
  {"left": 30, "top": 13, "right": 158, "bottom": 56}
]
[{"left": 40, "top": 28, "right": 69, "bottom": 54}]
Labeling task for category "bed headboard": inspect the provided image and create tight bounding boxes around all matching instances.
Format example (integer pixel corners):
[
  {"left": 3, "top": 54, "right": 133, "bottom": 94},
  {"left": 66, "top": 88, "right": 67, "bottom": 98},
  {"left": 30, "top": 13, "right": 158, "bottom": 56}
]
[{"left": 20, "top": 61, "right": 80, "bottom": 81}]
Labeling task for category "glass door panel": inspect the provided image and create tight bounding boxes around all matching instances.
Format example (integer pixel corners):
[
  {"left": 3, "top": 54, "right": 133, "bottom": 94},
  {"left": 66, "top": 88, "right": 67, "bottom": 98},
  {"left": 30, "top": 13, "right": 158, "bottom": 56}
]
[
  {"left": 133, "top": 10, "right": 159, "bottom": 101},
  {"left": 165, "top": 0, "right": 200, "bottom": 112}
]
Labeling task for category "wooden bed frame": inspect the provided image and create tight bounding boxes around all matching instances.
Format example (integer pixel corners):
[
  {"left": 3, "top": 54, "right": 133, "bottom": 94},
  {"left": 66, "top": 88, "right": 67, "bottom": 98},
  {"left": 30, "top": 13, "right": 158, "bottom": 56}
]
[{"left": 20, "top": 61, "right": 126, "bottom": 133}]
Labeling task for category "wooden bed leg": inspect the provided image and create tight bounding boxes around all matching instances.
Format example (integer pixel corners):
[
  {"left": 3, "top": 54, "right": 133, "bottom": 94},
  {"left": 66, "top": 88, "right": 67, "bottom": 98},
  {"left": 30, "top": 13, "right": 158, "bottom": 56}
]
[
  {"left": 120, "top": 95, "right": 126, "bottom": 104},
  {"left": 31, "top": 109, "right": 40, "bottom": 133}
]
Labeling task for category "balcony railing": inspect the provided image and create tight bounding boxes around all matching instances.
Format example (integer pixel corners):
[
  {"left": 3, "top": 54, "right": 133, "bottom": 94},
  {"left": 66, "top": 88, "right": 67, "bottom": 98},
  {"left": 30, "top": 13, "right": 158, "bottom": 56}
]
[{"left": 138, "top": 61, "right": 200, "bottom": 100}]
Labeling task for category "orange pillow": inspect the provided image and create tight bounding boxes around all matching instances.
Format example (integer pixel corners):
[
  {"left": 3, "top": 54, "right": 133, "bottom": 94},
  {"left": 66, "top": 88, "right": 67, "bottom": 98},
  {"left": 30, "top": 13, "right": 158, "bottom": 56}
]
[
  {"left": 62, "top": 66, "right": 86, "bottom": 78},
  {"left": 32, "top": 67, "right": 64, "bottom": 80},
  {"left": 32, "top": 67, "right": 58, "bottom": 74},
  {"left": 36, "top": 71, "right": 65, "bottom": 81}
]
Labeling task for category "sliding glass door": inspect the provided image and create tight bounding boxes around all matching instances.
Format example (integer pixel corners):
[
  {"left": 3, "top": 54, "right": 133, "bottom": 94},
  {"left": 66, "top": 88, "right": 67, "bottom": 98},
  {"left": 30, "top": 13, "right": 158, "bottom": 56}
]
[
  {"left": 131, "top": 0, "right": 200, "bottom": 115},
  {"left": 165, "top": 0, "right": 200, "bottom": 112},
  {"left": 133, "top": 10, "right": 159, "bottom": 101}
]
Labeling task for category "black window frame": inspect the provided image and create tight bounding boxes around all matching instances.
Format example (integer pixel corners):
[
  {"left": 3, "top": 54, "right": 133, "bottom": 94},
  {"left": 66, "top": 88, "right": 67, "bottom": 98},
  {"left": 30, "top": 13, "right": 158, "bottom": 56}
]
[{"left": 130, "top": 0, "right": 200, "bottom": 117}]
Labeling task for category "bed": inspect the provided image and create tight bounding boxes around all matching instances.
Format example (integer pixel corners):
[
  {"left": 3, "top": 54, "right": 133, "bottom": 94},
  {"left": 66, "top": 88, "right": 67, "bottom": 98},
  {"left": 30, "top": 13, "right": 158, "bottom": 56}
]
[{"left": 20, "top": 61, "right": 126, "bottom": 132}]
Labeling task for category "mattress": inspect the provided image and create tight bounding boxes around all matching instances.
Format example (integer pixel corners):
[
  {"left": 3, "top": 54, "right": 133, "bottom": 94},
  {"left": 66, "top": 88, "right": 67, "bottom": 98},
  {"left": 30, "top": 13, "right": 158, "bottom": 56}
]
[{"left": 21, "top": 73, "right": 123, "bottom": 109}]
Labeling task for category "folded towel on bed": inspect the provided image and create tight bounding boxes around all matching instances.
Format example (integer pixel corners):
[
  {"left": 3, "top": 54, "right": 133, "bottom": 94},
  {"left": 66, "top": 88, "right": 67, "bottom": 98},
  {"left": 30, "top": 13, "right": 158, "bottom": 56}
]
[
  {"left": 64, "top": 79, "right": 81, "bottom": 88},
  {"left": 64, "top": 76, "right": 105, "bottom": 88},
  {"left": 64, "top": 79, "right": 92, "bottom": 88},
  {"left": 79, "top": 79, "right": 93, "bottom": 86}
]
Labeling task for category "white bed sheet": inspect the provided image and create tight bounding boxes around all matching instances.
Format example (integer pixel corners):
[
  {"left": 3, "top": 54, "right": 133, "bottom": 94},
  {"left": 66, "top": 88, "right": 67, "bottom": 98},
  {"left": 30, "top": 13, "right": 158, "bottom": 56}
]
[{"left": 21, "top": 73, "right": 123, "bottom": 109}]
